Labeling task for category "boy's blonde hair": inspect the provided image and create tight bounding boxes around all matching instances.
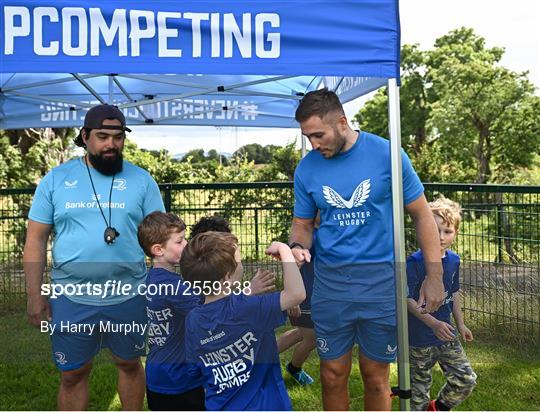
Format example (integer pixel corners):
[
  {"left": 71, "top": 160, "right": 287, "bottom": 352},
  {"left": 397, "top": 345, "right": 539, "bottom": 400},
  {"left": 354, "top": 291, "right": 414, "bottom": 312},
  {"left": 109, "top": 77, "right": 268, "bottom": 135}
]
[{"left": 429, "top": 197, "right": 462, "bottom": 231}]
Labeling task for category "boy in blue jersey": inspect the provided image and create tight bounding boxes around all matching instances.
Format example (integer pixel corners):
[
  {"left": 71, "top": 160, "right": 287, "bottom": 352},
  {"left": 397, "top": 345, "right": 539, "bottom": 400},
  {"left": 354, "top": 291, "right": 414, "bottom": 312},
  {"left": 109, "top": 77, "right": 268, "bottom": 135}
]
[
  {"left": 289, "top": 88, "right": 445, "bottom": 410},
  {"left": 277, "top": 240, "right": 317, "bottom": 386},
  {"left": 181, "top": 232, "right": 305, "bottom": 411},
  {"left": 137, "top": 211, "right": 205, "bottom": 410},
  {"left": 407, "top": 198, "right": 477, "bottom": 411},
  {"left": 277, "top": 216, "right": 319, "bottom": 386}
]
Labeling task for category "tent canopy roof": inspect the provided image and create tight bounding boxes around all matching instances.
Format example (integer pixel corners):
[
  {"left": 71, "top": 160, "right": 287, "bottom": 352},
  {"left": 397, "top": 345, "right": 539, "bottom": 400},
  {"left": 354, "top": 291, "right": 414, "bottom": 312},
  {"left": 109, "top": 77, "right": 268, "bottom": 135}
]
[{"left": 0, "top": 0, "right": 400, "bottom": 129}]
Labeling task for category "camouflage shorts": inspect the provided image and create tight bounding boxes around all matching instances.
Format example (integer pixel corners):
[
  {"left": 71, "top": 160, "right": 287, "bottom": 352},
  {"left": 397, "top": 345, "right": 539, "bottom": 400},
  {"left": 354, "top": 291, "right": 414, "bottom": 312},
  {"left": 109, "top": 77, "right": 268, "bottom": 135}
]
[{"left": 410, "top": 339, "right": 477, "bottom": 411}]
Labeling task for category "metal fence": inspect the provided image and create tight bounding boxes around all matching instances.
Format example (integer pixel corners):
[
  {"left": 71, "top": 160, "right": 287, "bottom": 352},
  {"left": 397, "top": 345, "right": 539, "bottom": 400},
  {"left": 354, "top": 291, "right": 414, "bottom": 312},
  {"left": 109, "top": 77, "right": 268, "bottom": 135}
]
[{"left": 1, "top": 182, "right": 538, "bottom": 338}]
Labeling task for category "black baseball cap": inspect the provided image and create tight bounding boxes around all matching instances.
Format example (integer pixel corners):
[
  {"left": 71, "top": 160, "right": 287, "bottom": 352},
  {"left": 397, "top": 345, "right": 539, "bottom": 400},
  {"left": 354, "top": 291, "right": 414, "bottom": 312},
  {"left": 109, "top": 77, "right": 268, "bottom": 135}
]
[{"left": 74, "top": 104, "right": 132, "bottom": 147}]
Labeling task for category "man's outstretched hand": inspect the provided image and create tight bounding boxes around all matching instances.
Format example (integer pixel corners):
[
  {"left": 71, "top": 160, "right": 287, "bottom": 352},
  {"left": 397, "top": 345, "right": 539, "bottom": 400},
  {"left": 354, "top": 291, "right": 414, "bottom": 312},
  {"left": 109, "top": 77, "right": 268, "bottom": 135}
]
[{"left": 418, "top": 275, "right": 445, "bottom": 313}]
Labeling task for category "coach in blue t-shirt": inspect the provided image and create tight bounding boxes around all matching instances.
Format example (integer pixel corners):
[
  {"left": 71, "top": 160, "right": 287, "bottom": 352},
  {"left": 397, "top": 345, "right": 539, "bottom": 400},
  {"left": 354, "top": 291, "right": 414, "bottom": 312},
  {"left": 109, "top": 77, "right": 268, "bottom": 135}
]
[
  {"left": 289, "top": 88, "right": 445, "bottom": 410},
  {"left": 23, "top": 104, "right": 164, "bottom": 410}
]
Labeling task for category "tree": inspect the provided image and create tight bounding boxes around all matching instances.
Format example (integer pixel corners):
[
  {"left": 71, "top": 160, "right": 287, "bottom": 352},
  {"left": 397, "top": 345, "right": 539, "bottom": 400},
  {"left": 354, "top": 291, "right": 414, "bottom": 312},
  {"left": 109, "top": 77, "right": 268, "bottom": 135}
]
[
  {"left": 181, "top": 148, "right": 207, "bottom": 163},
  {"left": 354, "top": 27, "right": 540, "bottom": 184},
  {"left": 233, "top": 143, "right": 275, "bottom": 164},
  {"left": 0, "top": 128, "right": 76, "bottom": 258},
  {"left": 258, "top": 142, "right": 301, "bottom": 181},
  {"left": 354, "top": 43, "right": 431, "bottom": 156},
  {"left": 0, "top": 128, "right": 76, "bottom": 188},
  {"left": 123, "top": 141, "right": 213, "bottom": 184}
]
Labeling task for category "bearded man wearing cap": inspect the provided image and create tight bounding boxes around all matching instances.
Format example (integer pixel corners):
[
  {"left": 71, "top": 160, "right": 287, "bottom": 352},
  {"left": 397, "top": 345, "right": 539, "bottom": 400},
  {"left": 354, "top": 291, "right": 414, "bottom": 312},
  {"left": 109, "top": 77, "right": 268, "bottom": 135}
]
[{"left": 23, "top": 104, "right": 165, "bottom": 410}]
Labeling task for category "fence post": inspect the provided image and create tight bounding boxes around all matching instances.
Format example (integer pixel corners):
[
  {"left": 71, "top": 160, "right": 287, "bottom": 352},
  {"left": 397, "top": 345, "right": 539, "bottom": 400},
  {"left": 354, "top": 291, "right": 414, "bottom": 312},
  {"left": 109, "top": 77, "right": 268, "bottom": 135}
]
[
  {"left": 254, "top": 208, "right": 259, "bottom": 260},
  {"left": 496, "top": 202, "right": 503, "bottom": 263},
  {"left": 163, "top": 184, "right": 172, "bottom": 212}
]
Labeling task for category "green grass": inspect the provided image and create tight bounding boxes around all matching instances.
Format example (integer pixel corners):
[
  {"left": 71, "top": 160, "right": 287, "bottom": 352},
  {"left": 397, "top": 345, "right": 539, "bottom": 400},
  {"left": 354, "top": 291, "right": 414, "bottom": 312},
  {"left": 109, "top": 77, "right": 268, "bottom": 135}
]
[
  {"left": 280, "top": 326, "right": 540, "bottom": 411},
  {"left": 1, "top": 308, "right": 539, "bottom": 410}
]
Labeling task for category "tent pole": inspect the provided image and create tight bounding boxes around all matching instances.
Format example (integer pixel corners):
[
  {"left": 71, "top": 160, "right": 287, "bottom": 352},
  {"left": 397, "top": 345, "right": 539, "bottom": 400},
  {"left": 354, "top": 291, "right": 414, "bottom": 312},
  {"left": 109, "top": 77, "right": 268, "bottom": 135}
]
[
  {"left": 388, "top": 78, "right": 410, "bottom": 411},
  {"left": 72, "top": 73, "right": 106, "bottom": 104},
  {"left": 112, "top": 77, "right": 150, "bottom": 121},
  {"left": 108, "top": 75, "right": 114, "bottom": 104}
]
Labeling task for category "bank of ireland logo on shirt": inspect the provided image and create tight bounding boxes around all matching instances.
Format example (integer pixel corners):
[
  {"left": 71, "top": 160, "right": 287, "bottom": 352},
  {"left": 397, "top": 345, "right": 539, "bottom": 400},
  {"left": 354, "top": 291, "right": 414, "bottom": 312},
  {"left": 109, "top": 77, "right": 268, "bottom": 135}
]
[{"left": 323, "top": 179, "right": 371, "bottom": 209}]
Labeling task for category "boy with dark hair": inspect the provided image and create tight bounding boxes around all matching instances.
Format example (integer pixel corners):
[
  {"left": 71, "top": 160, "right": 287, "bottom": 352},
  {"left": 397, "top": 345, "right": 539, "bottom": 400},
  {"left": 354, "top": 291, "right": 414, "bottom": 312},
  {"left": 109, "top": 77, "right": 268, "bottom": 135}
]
[
  {"left": 181, "top": 232, "right": 305, "bottom": 410},
  {"left": 137, "top": 211, "right": 205, "bottom": 411},
  {"left": 407, "top": 197, "right": 477, "bottom": 411},
  {"left": 189, "top": 215, "right": 231, "bottom": 238}
]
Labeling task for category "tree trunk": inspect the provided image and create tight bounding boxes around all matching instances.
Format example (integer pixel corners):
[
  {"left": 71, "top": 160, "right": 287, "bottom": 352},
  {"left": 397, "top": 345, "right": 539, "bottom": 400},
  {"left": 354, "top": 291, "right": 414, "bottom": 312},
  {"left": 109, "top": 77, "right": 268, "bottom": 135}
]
[
  {"left": 475, "top": 125, "right": 491, "bottom": 184},
  {"left": 495, "top": 192, "right": 519, "bottom": 263}
]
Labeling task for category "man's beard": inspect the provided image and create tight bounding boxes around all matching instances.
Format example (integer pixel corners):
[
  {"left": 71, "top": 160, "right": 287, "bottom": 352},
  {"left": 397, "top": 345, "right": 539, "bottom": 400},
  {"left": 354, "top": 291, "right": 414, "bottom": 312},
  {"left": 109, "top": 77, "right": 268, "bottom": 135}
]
[
  {"left": 328, "top": 127, "right": 347, "bottom": 158},
  {"left": 88, "top": 150, "right": 123, "bottom": 175}
]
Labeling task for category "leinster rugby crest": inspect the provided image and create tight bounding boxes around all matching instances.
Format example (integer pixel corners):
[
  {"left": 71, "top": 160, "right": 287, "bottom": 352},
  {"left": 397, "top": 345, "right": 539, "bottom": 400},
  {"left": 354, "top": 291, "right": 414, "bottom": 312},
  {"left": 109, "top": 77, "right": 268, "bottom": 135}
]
[
  {"left": 323, "top": 179, "right": 372, "bottom": 227},
  {"left": 323, "top": 179, "right": 371, "bottom": 209}
]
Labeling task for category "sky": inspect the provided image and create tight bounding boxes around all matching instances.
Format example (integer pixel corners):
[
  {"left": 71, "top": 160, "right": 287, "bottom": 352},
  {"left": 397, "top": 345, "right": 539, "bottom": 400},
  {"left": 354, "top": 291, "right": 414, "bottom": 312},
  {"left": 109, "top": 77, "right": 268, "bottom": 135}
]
[{"left": 129, "top": 0, "right": 540, "bottom": 156}]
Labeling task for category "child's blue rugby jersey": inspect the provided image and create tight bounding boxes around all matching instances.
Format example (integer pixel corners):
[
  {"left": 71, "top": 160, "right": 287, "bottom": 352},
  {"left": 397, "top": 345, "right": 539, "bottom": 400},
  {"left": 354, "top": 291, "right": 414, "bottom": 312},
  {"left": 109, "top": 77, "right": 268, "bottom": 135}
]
[
  {"left": 407, "top": 250, "right": 461, "bottom": 347},
  {"left": 145, "top": 267, "right": 205, "bottom": 394},
  {"left": 185, "top": 292, "right": 291, "bottom": 410}
]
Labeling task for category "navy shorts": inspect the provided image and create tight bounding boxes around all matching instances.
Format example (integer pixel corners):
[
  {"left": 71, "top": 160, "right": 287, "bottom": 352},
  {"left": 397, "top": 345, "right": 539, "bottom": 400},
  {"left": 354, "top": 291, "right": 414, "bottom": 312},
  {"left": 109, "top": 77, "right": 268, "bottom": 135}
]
[
  {"left": 311, "top": 295, "right": 397, "bottom": 363},
  {"left": 49, "top": 294, "right": 147, "bottom": 371}
]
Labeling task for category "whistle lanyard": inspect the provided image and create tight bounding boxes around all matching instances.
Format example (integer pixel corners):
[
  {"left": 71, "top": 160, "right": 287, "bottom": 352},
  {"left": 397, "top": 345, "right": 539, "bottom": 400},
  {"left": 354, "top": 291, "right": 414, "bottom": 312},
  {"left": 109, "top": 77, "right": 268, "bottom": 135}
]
[{"left": 84, "top": 155, "right": 115, "bottom": 232}]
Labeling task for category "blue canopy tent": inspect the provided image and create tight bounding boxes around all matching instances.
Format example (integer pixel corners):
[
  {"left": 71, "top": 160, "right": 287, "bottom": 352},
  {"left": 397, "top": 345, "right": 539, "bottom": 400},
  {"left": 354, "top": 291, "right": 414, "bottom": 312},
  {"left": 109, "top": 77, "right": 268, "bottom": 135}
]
[{"left": 1, "top": 0, "right": 411, "bottom": 408}]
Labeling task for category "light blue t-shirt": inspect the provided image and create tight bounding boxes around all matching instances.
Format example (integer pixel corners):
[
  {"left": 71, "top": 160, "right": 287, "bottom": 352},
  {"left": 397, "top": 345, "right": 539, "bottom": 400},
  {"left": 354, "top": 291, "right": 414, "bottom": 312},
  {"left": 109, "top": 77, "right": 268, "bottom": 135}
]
[
  {"left": 294, "top": 131, "right": 424, "bottom": 302},
  {"left": 29, "top": 157, "right": 165, "bottom": 305},
  {"left": 185, "top": 293, "right": 291, "bottom": 411}
]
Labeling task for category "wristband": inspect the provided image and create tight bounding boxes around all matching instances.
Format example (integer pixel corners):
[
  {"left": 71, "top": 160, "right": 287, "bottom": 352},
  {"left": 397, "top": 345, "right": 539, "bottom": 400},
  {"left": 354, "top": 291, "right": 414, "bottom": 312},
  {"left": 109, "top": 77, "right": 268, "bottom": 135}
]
[{"left": 288, "top": 241, "right": 305, "bottom": 250}]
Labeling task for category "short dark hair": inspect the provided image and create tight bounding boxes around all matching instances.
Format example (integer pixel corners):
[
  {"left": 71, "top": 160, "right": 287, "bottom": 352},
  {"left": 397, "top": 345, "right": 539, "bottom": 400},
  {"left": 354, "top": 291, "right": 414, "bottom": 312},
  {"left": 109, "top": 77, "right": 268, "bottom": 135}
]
[
  {"left": 180, "top": 232, "right": 238, "bottom": 284},
  {"left": 295, "top": 88, "right": 345, "bottom": 123},
  {"left": 190, "top": 215, "right": 231, "bottom": 239},
  {"left": 137, "top": 211, "right": 186, "bottom": 258}
]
